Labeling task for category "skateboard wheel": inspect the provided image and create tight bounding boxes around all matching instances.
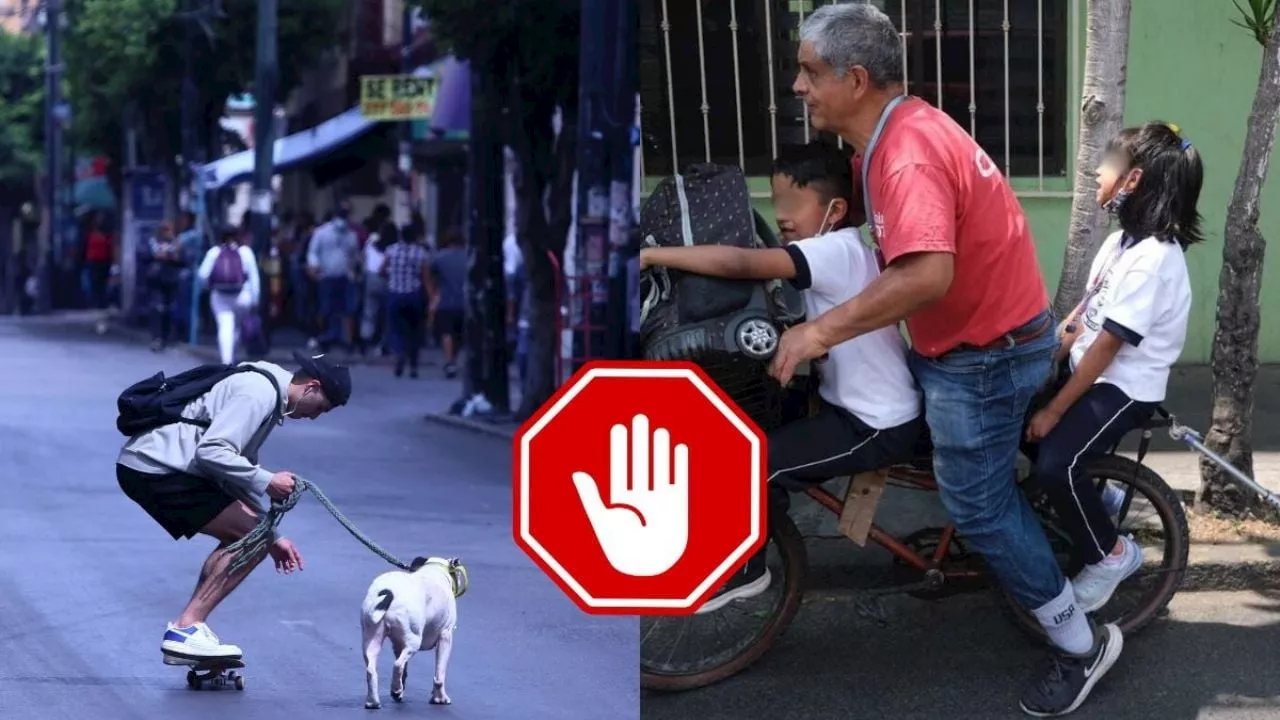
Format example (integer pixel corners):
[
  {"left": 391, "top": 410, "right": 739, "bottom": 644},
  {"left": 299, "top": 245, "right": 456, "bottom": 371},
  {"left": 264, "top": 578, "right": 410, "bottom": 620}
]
[
  {"left": 234, "top": 675, "right": 245, "bottom": 691},
  {"left": 187, "top": 671, "right": 199, "bottom": 690}
]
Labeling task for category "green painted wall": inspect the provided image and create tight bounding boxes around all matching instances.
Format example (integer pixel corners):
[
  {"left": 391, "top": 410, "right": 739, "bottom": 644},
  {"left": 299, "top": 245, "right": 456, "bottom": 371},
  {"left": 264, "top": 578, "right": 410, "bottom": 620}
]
[{"left": 643, "top": 0, "right": 1280, "bottom": 363}]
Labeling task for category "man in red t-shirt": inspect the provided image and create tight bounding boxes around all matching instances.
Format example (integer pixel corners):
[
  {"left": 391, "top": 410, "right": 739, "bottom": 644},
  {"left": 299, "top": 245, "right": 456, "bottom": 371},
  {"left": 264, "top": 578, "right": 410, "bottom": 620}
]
[{"left": 770, "top": 4, "right": 1122, "bottom": 717}]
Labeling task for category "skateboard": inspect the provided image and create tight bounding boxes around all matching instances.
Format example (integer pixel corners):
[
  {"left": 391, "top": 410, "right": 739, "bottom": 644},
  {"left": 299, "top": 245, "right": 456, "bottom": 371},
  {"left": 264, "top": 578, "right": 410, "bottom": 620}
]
[{"left": 176, "top": 657, "right": 246, "bottom": 691}]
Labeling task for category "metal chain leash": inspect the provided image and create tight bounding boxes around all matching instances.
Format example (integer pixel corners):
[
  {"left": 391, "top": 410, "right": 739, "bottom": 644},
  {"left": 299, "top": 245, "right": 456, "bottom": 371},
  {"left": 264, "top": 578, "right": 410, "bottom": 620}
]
[{"left": 224, "top": 475, "right": 413, "bottom": 576}]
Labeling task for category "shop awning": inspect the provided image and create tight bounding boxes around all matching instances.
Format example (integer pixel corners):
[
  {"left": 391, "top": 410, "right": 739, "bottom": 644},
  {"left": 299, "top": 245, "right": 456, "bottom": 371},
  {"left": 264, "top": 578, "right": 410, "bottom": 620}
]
[{"left": 200, "top": 106, "right": 379, "bottom": 190}]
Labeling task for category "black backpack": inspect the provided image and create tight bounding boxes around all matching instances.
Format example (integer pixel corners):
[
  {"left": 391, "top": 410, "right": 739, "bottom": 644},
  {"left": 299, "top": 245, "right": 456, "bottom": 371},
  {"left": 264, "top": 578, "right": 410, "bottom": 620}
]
[
  {"left": 638, "top": 163, "right": 803, "bottom": 363},
  {"left": 116, "top": 364, "right": 280, "bottom": 438}
]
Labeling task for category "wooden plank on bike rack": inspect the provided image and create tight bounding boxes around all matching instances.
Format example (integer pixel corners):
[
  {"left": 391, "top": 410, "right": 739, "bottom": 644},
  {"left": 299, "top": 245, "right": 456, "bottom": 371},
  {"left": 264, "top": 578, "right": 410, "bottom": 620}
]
[{"left": 839, "top": 469, "right": 888, "bottom": 546}]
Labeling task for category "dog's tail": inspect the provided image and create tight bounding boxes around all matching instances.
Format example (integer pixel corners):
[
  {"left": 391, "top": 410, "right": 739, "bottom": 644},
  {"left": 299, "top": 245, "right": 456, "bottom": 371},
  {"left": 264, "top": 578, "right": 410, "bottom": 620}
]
[{"left": 369, "top": 589, "right": 394, "bottom": 625}]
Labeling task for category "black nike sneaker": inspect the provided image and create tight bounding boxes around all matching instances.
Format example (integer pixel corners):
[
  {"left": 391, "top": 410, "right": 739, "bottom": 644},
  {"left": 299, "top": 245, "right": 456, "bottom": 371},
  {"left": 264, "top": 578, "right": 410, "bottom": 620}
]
[
  {"left": 1020, "top": 623, "right": 1123, "bottom": 717},
  {"left": 694, "top": 550, "right": 771, "bottom": 614}
]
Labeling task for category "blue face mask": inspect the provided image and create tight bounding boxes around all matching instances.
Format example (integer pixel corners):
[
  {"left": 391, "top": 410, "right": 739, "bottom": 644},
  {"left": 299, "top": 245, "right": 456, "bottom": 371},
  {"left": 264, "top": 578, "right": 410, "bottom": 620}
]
[{"left": 1104, "top": 169, "right": 1140, "bottom": 216}]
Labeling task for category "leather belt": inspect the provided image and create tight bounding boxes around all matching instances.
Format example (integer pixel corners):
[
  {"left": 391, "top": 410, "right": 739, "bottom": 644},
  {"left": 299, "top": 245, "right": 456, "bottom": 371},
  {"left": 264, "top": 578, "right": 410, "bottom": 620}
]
[{"left": 956, "top": 312, "right": 1053, "bottom": 352}]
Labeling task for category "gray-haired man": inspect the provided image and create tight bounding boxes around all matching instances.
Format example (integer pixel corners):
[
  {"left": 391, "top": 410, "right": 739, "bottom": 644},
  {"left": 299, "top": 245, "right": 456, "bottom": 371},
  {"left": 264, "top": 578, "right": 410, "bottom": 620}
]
[{"left": 767, "top": 3, "right": 1120, "bottom": 716}]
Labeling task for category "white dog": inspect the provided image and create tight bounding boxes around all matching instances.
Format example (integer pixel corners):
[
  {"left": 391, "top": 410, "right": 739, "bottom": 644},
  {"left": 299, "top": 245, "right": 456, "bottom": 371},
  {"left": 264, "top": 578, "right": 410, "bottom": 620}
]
[{"left": 360, "top": 556, "right": 468, "bottom": 709}]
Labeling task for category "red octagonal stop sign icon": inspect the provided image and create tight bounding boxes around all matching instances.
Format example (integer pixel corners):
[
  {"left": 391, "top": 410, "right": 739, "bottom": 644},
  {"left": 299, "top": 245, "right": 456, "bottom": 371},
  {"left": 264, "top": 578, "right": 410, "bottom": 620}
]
[{"left": 514, "top": 360, "right": 767, "bottom": 615}]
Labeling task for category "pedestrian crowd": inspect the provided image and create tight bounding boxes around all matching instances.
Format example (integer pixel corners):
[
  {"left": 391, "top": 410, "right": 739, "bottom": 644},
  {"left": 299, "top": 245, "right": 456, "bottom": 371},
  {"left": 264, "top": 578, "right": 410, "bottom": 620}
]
[{"left": 81, "top": 198, "right": 530, "bottom": 384}]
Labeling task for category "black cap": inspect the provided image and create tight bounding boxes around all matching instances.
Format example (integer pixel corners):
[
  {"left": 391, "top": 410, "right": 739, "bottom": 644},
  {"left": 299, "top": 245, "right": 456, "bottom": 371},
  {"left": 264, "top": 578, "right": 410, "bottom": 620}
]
[{"left": 292, "top": 350, "right": 352, "bottom": 407}]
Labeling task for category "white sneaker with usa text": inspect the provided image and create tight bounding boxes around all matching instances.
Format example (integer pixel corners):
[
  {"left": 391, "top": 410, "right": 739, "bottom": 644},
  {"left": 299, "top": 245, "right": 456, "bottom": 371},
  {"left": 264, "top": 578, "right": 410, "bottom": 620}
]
[
  {"left": 161, "top": 622, "right": 243, "bottom": 664},
  {"left": 1072, "top": 535, "right": 1143, "bottom": 614}
]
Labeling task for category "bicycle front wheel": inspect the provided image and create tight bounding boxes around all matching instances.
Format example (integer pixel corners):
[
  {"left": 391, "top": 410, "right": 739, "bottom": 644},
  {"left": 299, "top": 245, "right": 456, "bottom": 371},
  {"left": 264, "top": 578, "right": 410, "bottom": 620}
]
[{"left": 640, "top": 511, "right": 807, "bottom": 692}]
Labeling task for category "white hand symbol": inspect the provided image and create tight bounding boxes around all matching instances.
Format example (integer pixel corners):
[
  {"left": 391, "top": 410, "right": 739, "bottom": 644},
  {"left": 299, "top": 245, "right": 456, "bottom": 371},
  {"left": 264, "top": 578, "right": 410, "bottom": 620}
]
[{"left": 572, "top": 414, "right": 690, "bottom": 577}]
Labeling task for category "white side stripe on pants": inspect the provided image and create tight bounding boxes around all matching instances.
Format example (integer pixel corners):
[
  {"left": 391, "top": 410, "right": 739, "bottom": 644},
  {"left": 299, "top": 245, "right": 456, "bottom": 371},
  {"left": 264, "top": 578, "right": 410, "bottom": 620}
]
[
  {"left": 1066, "top": 400, "right": 1135, "bottom": 558},
  {"left": 767, "top": 431, "right": 881, "bottom": 483}
]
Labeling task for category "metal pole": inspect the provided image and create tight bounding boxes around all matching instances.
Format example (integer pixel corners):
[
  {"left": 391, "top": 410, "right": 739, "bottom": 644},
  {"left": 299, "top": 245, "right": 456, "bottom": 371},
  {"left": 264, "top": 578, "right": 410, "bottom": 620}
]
[
  {"left": 122, "top": 115, "right": 138, "bottom": 320},
  {"left": 250, "top": 0, "right": 278, "bottom": 258},
  {"left": 37, "top": 0, "right": 63, "bottom": 314},
  {"left": 463, "top": 65, "right": 509, "bottom": 413},
  {"left": 605, "top": 0, "right": 637, "bottom": 360},
  {"left": 575, "top": 0, "right": 610, "bottom": 368},
  {"left": 180, "top": 0, "right": 196, "bottom": 213},
  {"left": 396, "top": 4, "right": 413, "bottom": 230}
]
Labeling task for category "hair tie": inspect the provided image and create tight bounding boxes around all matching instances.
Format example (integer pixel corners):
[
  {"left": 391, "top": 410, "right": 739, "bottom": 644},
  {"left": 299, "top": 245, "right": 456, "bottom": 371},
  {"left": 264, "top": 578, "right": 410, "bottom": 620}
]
[{"left": 1181, "top": 139, "right": 1192, "bottom": 151}]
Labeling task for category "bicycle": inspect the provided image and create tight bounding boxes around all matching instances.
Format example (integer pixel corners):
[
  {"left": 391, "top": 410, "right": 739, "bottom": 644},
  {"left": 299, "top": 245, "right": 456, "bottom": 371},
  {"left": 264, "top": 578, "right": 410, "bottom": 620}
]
[{"left": 639, "top": 412, "right": 1190, "bottom": 692}]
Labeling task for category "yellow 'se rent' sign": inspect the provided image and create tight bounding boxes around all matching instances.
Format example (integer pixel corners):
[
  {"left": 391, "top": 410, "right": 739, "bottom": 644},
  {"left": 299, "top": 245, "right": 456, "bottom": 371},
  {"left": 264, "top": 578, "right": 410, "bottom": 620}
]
[{"left": 360, "top": 74, "right": 439, "bottom": 121}]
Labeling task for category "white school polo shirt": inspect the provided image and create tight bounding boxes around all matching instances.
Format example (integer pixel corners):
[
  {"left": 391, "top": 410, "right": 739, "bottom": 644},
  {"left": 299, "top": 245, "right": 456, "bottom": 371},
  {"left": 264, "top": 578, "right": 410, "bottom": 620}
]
[
  {"left": 783, "top": 227, "right": 923, "bottom": 429},
  {"left": 1070, "top": 231, "right": 1192, "bottom": 403}
]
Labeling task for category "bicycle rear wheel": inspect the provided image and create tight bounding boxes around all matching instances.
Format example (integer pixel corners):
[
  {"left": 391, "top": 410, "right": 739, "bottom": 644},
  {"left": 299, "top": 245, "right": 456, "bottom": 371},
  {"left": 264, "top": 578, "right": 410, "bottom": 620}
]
[
  {"left": 640, "top": 512, "right": 807, "bottom": 692},
  {"left": 1001, "top": 454, "right": 1189, "bottom": 640}
]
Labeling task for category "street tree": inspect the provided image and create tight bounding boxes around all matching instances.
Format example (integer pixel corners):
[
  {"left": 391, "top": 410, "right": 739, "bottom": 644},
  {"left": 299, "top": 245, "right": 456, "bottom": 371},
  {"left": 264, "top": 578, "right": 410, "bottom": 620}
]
[
  {"left": 1051, "top": 0, "right": 1131, "bottom": 319},
  {"left": 414, "top": 0, "right": 581, "bottom": 421},
  {"left": 1201, "top": 0, "right": 1280, "bottom": 515},
  {"left": 62, "top": 0, "right": 345, "bottom": 187},
  {"left": 0, "top": 28, "right": 44, "bottom": 198}
]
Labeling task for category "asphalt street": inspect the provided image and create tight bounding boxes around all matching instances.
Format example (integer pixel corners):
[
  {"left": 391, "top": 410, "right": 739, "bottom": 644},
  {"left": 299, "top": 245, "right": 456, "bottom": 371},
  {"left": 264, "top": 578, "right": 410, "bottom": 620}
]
[
  {"left": 0, "top": 318, "right": 638, "bottom": 720},
  {"left": 641, "top": 588, "right": 1280, "bottom": 720}
]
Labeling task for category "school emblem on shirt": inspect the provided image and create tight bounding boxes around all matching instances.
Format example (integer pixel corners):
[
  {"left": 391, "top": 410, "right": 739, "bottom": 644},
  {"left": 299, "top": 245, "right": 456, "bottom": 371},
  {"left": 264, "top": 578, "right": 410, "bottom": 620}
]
[{"left": 1082, "top": 270, "right": 1117, "bottom": 331}]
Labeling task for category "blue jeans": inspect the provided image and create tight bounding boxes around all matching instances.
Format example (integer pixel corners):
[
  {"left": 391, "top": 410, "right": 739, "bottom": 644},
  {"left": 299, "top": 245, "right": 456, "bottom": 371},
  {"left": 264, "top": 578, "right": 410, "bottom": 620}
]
[
  {"left": 317, "top": 276, "right": 350, "bottom": 346},
  {"left": 386, "top": 292, "right": 425, "bottom": 368},
  {"left": 908, "top": 309, "right": 1062, "bottom": 611}
]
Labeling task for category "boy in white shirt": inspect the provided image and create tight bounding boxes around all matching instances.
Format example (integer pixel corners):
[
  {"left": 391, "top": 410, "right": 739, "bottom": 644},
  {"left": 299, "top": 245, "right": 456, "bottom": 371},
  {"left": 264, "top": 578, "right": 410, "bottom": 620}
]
[
  {"left": 1021, "top": 122, "right": 1202, "bottom": 706},
  {"left": 641, "top": 142, "right": 924, "bottom": 612}
]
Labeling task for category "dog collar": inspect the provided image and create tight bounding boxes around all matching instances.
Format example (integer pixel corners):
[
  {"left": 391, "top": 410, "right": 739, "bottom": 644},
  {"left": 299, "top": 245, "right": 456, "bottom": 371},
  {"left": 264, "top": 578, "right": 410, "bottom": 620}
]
[{"left": 426, "top": 559, "right": 469, "bottom": 598}]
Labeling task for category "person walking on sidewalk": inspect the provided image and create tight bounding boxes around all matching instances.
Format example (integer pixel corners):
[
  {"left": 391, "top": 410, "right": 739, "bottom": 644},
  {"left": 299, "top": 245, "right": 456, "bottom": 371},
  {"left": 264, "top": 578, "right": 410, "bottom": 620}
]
[
  {"left": 428, "top": 229, "right": 467, "bottom": 379},
  {"left": 147, "top": 221, "right": 185, "bottom": 351},
  {"left": 307, "top": 202, "right": 360, "bottom": 353},
  {"left": 198, "top": 228, "right": 261, "bottom": 365},
  {"left": 115, "top": 351, "right": 351, "bottom": 665},
  {"left": 381, "top": 222, "right": 430, "bottom": 378},
  {"left": 359, "top": 221, "right": 392, "bottom": 357},
  {"left": 772, "top": 5, "right": 1118, "bottom": 716}
]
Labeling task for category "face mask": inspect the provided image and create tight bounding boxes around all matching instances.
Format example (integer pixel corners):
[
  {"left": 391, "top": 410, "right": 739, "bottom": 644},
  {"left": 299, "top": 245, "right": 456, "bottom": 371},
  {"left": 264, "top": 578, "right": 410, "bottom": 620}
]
[
  {"left": 816, "top": 199, "right": 839, "bottom": 237},
  {"left": 1104, "top": 169, "right": 1139, "bottom": 216}
]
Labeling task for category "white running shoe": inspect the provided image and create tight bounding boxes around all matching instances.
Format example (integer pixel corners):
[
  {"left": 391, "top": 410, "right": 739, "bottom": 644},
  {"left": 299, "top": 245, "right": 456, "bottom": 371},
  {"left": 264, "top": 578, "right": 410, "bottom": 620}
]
[
  {"left": 161, "top": 622, "right": 243, "bottom": 664},
  {"left": 1072, "top": 535, "right": 1144, "bottom": 613}
]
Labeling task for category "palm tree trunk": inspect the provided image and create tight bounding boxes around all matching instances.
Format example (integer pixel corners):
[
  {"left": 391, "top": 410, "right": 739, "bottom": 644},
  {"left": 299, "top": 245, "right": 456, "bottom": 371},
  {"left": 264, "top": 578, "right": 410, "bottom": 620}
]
[
  {"left": 1051, "top": 0, "right": 1131, "bottom": 319},
  {"left": 1201, "top": 21, "right": 1280, "bottom": 515}
]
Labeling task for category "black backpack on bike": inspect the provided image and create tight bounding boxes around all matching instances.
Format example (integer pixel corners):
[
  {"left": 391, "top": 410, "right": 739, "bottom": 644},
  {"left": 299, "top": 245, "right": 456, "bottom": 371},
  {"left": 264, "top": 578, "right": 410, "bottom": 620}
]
[
  {"left": 115, "top": 364, "right": 278, "bottom": 438},
  {"left": 638, "top": 163, "right": 803, "bottom": 362}
]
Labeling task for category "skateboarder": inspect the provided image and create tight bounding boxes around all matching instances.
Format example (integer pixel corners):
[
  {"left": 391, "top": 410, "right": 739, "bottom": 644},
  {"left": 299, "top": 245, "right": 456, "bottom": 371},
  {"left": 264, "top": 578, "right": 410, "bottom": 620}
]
[{"left": 115, "top": 350, "right": 352, "bottom": 664}]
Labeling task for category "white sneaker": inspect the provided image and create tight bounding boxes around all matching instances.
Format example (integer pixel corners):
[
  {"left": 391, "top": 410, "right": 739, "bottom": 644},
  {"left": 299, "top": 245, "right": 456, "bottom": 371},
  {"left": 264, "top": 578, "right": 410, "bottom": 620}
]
[
  {"left": 161, "top": 622, "right": 243, "bottom": 664},
  {"left": 1072, "top": 536, "right": 1143, "bottom": 613}
]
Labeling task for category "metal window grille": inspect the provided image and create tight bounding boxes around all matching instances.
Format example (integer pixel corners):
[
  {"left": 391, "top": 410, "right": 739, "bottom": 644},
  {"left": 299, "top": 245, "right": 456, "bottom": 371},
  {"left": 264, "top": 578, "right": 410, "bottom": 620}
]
[{"left": 639, "top": 0, "right": 1076, "bottom": 194}]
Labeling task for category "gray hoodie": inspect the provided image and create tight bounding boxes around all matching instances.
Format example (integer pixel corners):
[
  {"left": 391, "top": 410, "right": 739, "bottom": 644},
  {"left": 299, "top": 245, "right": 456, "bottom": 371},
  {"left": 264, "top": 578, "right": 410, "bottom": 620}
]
[{"left": 116, "top": 361, "right": 293, "bottom": 513}]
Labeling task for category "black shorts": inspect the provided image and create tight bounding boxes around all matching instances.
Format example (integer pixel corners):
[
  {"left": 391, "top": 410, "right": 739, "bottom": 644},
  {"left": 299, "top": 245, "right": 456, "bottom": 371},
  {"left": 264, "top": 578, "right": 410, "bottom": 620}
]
[
  {"left": 433, "top": 308, "right": 463, "bottom": 344},
  {"left": 117, "top": 464, "right": 236, "bottom": 540}
]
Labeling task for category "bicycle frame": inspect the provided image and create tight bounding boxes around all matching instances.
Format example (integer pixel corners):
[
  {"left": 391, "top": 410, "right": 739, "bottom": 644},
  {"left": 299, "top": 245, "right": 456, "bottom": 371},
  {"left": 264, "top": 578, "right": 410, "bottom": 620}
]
[{"left": 802, "top": 464, "right": 984, "bottom": 579}]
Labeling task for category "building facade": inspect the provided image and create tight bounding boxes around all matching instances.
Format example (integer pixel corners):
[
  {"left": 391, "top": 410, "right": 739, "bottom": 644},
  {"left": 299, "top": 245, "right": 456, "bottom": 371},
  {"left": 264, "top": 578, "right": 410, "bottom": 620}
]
[{"left": 640, "top": 0, "right": 1280, "bottom": 363}]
